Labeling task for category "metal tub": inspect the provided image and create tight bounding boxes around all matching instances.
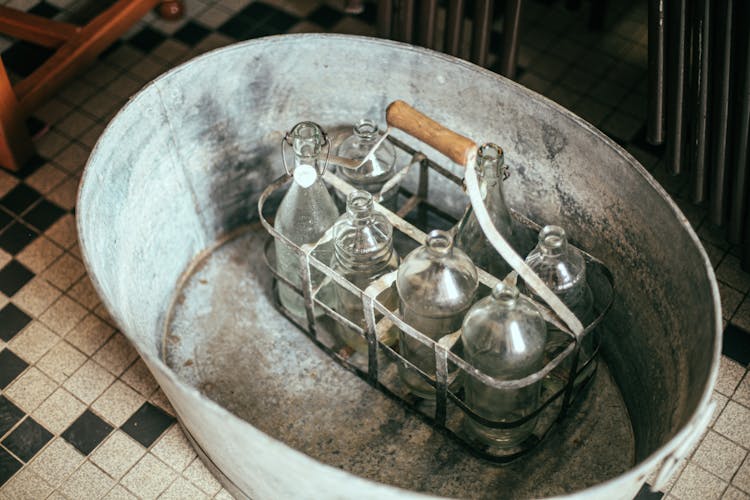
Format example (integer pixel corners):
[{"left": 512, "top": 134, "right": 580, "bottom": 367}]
[{"left": 77, "top": 34, "right": 721, "bottom": 499}]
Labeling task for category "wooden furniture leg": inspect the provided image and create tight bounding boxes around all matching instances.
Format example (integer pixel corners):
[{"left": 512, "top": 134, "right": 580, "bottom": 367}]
[
  {"left": 0, "top": 62, "right": 33, "bottom": 171},
  {"left": 0, "top": 0, "right": 165, "bottom": 171}
]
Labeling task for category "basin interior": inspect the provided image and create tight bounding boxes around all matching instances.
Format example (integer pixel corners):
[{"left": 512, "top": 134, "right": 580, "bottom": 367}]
[
  {"left": 78, "top": 35, "right": 718, "bottom": 499},
  {"left": 163, "top": 215, "right": 634, "bottom": 498}
]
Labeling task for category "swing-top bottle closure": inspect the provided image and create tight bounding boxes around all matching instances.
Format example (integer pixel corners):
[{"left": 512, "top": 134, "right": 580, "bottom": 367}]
[
  {"left": 475, "top": 143, "right": 510, "bottom": 183},
  {"left": 281, "top": 121, "right": 331, "bottom": 188}
]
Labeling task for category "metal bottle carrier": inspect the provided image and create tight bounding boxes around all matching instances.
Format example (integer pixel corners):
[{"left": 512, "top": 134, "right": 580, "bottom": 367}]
[{"left": 258, "top": 101, "right": 615, "bottom": 463}]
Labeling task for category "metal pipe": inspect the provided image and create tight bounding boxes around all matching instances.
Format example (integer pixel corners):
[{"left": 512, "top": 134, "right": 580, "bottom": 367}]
[
  {"left": 647, "top": 0, "right": 666, "bottom": 145},
  {"left": 399, "top": 0, "right": 416, "bottom": 43},
  {"left": 377, "top": 0, "right": 393, "bottom": 39},
  {"left": 418, "top": 0, "right": 438, "bottom": 49},
  {"left": 689, "top": 0, "right": 711, "bottom": 203},
  {"left": 445, "top": 0, "right": 465, "bottom": 56},
  {"left": 499, "top": 0, "right": 522, "bottom": 79},
  {"left": 709, "top": 0, "right": 732, "bottom": 226},
  {"left": 470, "top": 0, "right": 493, "bottom": 67},
  {"left": 732, "top": 3, "right": 750, "bottom": 246},
  {"left": 666, "top": 0, "right": 688, "bottom": 175}
]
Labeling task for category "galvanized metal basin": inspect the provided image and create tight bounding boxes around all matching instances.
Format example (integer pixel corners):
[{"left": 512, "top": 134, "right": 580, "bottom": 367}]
[{"left": 77, "top": 34, "right": 721, "bottom": 499}]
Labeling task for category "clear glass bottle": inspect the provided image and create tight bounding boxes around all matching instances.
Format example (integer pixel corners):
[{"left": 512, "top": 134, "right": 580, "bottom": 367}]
[
  {"left": 274, "top": 121, "right": 340, "bottom": 319},
  {"left": 461, "top": 282, "right": 548, "bottom": 448},
  {"left": 520, "top": 225, "right": 595, "bottom": 383},
  {"left": 336, "top": 119, "right": 398, "bottom": 210},
  {"left": 455, "top": 143, "right": 523, "bottom": 280},
  {"left": 331, "top": 190, "right": 399, "bottom": 352},
  {"left": 396, "top": 230, "right": 478, "bottom": 399}
]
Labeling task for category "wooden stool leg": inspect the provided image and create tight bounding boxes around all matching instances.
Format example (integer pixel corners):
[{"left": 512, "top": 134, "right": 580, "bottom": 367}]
[
  {"left": 0, "top": 62, "right": 33, "bottom": 172},
  {"left": 158, "top": 0, "right": 184, "bottom": 21}
]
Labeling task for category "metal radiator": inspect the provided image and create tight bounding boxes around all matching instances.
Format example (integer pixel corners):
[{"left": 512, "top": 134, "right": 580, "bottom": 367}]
[
  {"left": 376, "top": 0, "right": 523, "bottom": 78},
  {"left": 649, "top": 0, "right": 750, "bottom": 267}
]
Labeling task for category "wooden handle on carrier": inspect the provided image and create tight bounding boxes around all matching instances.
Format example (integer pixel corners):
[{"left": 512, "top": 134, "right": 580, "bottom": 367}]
[{"left": 386, "top": 100, "right": 477, "bottom": 166}]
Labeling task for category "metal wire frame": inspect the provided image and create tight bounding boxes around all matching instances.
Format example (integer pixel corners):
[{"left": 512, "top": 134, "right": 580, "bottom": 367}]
[{"left": 258, "top": 132, "right": 614, "bottom": 463}]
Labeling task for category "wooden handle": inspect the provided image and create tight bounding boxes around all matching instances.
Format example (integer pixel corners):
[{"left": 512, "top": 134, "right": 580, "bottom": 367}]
[{"left": 386, "top": 100, "right": 477, "bottom": 166}]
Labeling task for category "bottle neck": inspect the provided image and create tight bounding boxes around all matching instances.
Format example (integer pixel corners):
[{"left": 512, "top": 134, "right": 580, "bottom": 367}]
[
  {"left": 288, "top": 121, "right": 327, "bottom": 182},
  {"left": 538, "top": 225, "right": 568, "bottom": 259},
  {"left": 336, "top": 242, "right": 394, "bottom": 271},
  {"left": 292, "top": 155, "right": 322, "bottom": 189},
  {"left": 353, "top": 119, "right": 380, "bottom": 145},
  {"left": 335, "top": 229, "right": 395, "bottom": 272},
  {"left": 335, "top": 190, "right": 395, "bottom": 271},
  {"left": 475, "top": 143, "right": 508, "bottom": 209},
  {"left": 490, "top": 282, "right": 519, "bottom": 308},
  {"left": 346, "top": 190, "right": 374, "bottom": 219},
  {"left": 293, "top": 153, "right": 320, "bottom": 171},
  {"left": 425, "top": 230, "right": 454, "bottom": 258},
  {"left": 478, "top": 169, "right": 512, "bottom": 229},
  {"left": 478, "top": 167, "right": 505, "bottom": 199}
]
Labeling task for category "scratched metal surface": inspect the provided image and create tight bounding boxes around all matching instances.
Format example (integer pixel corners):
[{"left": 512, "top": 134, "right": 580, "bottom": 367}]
[{"left": 77, "top": 35, "right": 721, "bottom": 499}]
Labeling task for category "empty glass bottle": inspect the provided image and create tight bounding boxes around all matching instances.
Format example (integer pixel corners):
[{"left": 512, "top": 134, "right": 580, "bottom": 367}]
[
  {"left": 455, "top": 143, "right": 523, "bottom": 280},
  {"left": 520, "top": 225, "right": 595, "bottom": 383},
  {"left": 336, "top": 119, "right": 399, "bottom": 209},
  {"left": 275, "top": 121, "right": 339, "bottom": 319},
  {"left": 461, "top": 282, "right": 547, "bottom": 448},
  {"left": 331, "top": 190, "right": 399, "bottom": 352},
  {"left": 396, "top": 230, "right": 478, "bottom": 399}
]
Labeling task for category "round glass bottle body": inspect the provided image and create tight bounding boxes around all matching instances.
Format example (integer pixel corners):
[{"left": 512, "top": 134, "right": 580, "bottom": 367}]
[
  {"left": 455, "top": 143, "right": 525, "bottom": 280},
  {"left": 274, "top": 121, "right": 339, "bottom": 319},
  {"left": 331, "top": 190, "right": 399, "bottom": 352},
  {"left": 521, "top": 225, "right": 595, "bottom": 383},
  {"left": 461, "top": 283, "right": 547, "bottom": 448},
  {"left": 396, "top": 230, "right": 478, "bottom": 399},
  {"left": 336, "top": 119, "right": 398, "bottom": 210}
]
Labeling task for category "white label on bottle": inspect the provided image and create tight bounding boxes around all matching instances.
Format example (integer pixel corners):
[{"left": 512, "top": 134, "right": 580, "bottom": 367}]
[{"left": 294, "top": 165, "right": 317, "bottom": 188}]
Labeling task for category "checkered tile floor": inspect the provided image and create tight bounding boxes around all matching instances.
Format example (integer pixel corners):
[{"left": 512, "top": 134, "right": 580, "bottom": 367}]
[{"left": 0, "top": 0, "right": 749, "bottom": 498}]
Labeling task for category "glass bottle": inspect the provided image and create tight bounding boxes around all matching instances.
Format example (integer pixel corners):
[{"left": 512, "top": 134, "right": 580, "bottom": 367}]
[
  {"left": 520, "top": 225, "right": 595, "bottom": 383},
  {"left": 336, "top": 119, "right": 399, "bottom": 210},
  {"left": 274, "top": 121, "right": 340, "bottom": 319},
  {"left": 461, "top": 282, "right": 548, "bottom": 448},
  {"left": 331, "top": 190, "right": 399, "bottom": 353},
  {"left": 455, "top": 143, "right": 522, "bottom": 280},
  {"left": 396, "top": 230, "right": 478, "bottom": 399}
]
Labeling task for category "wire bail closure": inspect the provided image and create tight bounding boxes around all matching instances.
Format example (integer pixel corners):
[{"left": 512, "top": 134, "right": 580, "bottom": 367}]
[{"left": 280, "top": 121, "right": 332, "bottom": 177}]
